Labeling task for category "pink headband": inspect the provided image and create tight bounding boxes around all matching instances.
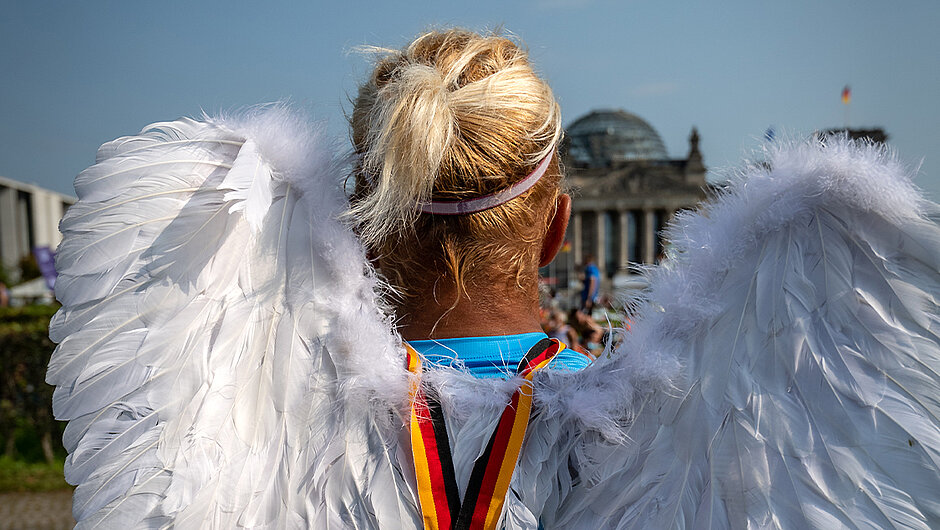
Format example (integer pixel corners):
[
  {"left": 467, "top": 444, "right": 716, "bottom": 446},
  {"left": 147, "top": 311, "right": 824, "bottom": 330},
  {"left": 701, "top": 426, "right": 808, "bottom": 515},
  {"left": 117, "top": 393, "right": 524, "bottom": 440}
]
[{"left": 418, "top": 152, "right": 554, "bottom": 215}]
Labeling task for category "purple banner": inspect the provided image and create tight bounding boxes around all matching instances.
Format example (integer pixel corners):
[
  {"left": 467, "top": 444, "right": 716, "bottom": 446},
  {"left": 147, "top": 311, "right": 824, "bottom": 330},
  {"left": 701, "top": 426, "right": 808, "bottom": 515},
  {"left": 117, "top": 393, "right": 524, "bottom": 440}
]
[{"left": 33, "top": 246, "right": 57, "bottom": 290}]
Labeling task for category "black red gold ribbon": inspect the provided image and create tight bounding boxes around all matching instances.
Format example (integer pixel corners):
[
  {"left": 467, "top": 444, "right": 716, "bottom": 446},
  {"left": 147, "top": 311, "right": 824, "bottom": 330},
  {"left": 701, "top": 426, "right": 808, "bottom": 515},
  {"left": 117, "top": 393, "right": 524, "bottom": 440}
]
[{"left": 406, "top": 338, "right": 564, "bottom": 530}]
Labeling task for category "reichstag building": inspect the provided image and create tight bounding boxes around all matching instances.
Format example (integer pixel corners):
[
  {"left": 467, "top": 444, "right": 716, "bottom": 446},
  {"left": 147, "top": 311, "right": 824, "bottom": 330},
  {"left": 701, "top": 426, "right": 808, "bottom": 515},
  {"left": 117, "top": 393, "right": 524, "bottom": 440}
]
[{"left": 543, "top": 109, "right": 711, "bottom": 292}]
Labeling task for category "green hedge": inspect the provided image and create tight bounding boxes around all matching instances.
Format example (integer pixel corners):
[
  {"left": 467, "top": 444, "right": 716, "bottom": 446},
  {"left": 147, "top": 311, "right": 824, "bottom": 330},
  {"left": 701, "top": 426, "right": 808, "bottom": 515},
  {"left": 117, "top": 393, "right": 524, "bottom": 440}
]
[
  {"left": 0, "top": 305, "right": 66, "bottom": 464},
  {"left": 0, "top": 456, "right": 70, "bottom": 492}
]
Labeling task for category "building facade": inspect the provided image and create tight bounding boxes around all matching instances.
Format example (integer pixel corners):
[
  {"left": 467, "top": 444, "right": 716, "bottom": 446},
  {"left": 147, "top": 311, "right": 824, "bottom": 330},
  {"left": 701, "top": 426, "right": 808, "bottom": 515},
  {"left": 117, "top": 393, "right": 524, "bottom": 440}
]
[
  {"left": 542, "top": 110, "right": 711, "bottom": 294},
  {"left": 819, "top": 127, "right": 888, "bottom": 144},
  {"left": 0, "top": 176, "right": 75, "bottom": 279}
]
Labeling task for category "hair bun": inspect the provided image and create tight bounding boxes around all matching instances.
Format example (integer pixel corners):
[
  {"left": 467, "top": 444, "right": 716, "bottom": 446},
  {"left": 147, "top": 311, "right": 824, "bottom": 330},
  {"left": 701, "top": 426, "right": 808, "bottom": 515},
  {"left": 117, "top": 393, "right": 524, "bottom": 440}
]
[{"left": 348, "top": 29, "right": 561, "bottom": 251}]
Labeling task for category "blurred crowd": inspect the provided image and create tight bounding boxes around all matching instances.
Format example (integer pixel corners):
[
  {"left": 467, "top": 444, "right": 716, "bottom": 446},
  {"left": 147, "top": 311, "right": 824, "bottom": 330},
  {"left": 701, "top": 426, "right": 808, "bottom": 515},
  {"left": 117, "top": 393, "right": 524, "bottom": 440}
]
[
  {"left": 540, "top": 304, "right": 611, "bottom": 357},
  {"left": 539, "top": 255, "right": 628, "bottom": 357}
]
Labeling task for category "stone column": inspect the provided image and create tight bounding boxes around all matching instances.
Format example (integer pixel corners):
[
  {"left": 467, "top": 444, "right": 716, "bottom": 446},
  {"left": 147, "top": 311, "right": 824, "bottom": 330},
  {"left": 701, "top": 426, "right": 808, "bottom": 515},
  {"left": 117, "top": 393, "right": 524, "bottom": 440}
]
[
  {"left": 643, "top": 209, "right": 656, "bottom": 264},
  {"left": 572, "top": 212, "right": 582, "bottom": 266},
  {"left": 16, "top": 193, "right": 30, "bottom": 254},
  {"left": 0, "top": 185, "right": 18, "bottom": 268},
  {"left": 619, "top": 210, "right": 629, "bottom": 269},
  {"left": 31, "top": 191, "right": 52, "bottom": 249},
  {"left": 595, "top": 211, "right": 605, "bottom": 277}
]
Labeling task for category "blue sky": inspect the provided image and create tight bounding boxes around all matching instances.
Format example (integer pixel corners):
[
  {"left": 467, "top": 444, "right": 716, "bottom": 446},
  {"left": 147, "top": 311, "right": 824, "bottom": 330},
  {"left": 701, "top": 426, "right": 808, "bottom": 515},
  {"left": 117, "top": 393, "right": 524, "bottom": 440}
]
[{"left": 2, "top": 1, "right": 938, "bottom": 199}]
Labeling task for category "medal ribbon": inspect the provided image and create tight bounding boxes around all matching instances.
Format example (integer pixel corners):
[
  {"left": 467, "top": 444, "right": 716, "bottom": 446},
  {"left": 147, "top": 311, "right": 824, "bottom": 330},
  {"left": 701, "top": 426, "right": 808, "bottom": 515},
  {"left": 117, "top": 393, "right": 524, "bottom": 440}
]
[{"left": 406, "top": 338, "right": 563, "bottom": 530}]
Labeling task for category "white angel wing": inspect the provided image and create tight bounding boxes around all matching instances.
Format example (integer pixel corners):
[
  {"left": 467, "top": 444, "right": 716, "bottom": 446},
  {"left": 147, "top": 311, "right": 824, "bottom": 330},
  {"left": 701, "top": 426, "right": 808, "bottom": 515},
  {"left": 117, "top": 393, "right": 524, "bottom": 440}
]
[
  {"left": 47, "top": 107, "right": 409, "bottom": 528},
  {"left": 547, "top": 137, "right": 940, "bottom": 528},
  {"left": 49, "top": 108, "right": 940, "bottom": 530}
]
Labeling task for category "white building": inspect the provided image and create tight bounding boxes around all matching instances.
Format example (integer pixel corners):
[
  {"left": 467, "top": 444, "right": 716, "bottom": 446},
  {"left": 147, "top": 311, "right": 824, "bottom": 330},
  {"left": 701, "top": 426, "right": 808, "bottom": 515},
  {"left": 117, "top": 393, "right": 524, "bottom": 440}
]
[
  {"left": 0, "top": 176, "right": 75, "bottom": 279},
  {"left": 541, "top": 110, "right": 713, "bottom": 302}
]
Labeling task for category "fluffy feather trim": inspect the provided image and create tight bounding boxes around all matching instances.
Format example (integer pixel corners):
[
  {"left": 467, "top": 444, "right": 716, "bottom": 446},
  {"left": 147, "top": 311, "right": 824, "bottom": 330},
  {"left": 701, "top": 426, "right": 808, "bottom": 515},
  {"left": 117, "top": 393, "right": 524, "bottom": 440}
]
[{"left": 526, "top": 135, "right": 931, "bottom": 438}]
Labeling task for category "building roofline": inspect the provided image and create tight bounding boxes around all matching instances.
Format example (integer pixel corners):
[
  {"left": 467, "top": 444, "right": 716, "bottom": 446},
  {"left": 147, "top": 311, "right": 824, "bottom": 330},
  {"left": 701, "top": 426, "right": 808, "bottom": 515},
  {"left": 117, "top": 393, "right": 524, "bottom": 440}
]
[{"left": 0, "top": 176, "right": 76, "bottom": 203}]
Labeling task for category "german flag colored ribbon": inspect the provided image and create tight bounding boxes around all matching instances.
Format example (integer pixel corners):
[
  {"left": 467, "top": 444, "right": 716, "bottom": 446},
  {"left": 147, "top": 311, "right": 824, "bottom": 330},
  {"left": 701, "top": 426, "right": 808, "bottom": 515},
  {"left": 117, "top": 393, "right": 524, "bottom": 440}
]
[{"left": 405, "top": 338, "right": 563, "bottom": 530}]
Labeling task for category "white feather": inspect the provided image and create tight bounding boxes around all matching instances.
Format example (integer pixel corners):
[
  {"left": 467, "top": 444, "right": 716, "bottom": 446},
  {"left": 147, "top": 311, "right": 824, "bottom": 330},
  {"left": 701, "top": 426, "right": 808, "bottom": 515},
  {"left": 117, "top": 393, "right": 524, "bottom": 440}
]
[
  {"left": 550, "top": 136, "right": 940, "bottom": 528},
  {"left": 49, "top": 108, "right": 940, "bottom": 529}
]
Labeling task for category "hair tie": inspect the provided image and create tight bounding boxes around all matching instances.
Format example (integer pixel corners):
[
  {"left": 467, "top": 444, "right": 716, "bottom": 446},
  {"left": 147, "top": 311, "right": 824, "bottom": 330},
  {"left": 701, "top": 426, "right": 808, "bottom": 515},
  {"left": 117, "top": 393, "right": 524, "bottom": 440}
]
[{"left": 418, "top": 151, "right": 554, "bottom": 215}]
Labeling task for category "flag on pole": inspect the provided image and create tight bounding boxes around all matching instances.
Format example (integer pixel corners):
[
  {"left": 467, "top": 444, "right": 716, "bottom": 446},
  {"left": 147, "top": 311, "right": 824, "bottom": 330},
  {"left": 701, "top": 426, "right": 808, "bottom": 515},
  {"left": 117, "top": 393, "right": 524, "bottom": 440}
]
[
  {"left": 764, "top": 126, "right": 776, "bottom": 143},
  {"left": 841, "top": 85, "right": 851, "bottom": 105}
]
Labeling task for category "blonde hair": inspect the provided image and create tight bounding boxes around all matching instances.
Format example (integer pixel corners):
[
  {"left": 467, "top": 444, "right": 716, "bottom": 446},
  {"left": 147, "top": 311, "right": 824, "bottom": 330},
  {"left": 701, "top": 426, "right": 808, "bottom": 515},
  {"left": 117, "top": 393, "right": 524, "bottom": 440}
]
[{"left": 348, "top": 29, "right": 563, "bottom": 302}]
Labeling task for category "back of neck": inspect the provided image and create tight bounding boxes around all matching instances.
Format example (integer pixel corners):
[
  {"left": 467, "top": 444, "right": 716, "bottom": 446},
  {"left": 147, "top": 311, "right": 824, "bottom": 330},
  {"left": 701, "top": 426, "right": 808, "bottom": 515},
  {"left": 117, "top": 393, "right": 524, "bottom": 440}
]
[{"left": 397, "top": 280, "right": 542, "bottom": 340}]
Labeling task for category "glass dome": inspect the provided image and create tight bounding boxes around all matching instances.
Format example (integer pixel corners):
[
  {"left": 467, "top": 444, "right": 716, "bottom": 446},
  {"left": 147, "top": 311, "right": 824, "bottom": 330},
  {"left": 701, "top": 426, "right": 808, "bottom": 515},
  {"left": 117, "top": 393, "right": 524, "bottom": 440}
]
[{"left": 566, "top": 110, "right": 668, "bottom": 167}]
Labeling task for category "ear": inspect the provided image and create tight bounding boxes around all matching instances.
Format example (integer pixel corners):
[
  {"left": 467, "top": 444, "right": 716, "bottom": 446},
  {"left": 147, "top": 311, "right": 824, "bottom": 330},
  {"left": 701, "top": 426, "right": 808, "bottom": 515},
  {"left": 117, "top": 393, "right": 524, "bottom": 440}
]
[{"left": 539, "top": 193, "right": 571, "bottom": 267}]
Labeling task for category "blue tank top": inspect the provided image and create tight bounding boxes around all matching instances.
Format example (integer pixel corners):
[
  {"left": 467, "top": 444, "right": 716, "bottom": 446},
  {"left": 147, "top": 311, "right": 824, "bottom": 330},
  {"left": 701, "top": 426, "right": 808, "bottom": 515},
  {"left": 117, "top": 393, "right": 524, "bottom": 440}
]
[{"left": 408, "top": 332, "right": 592, "bottom": 379}]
